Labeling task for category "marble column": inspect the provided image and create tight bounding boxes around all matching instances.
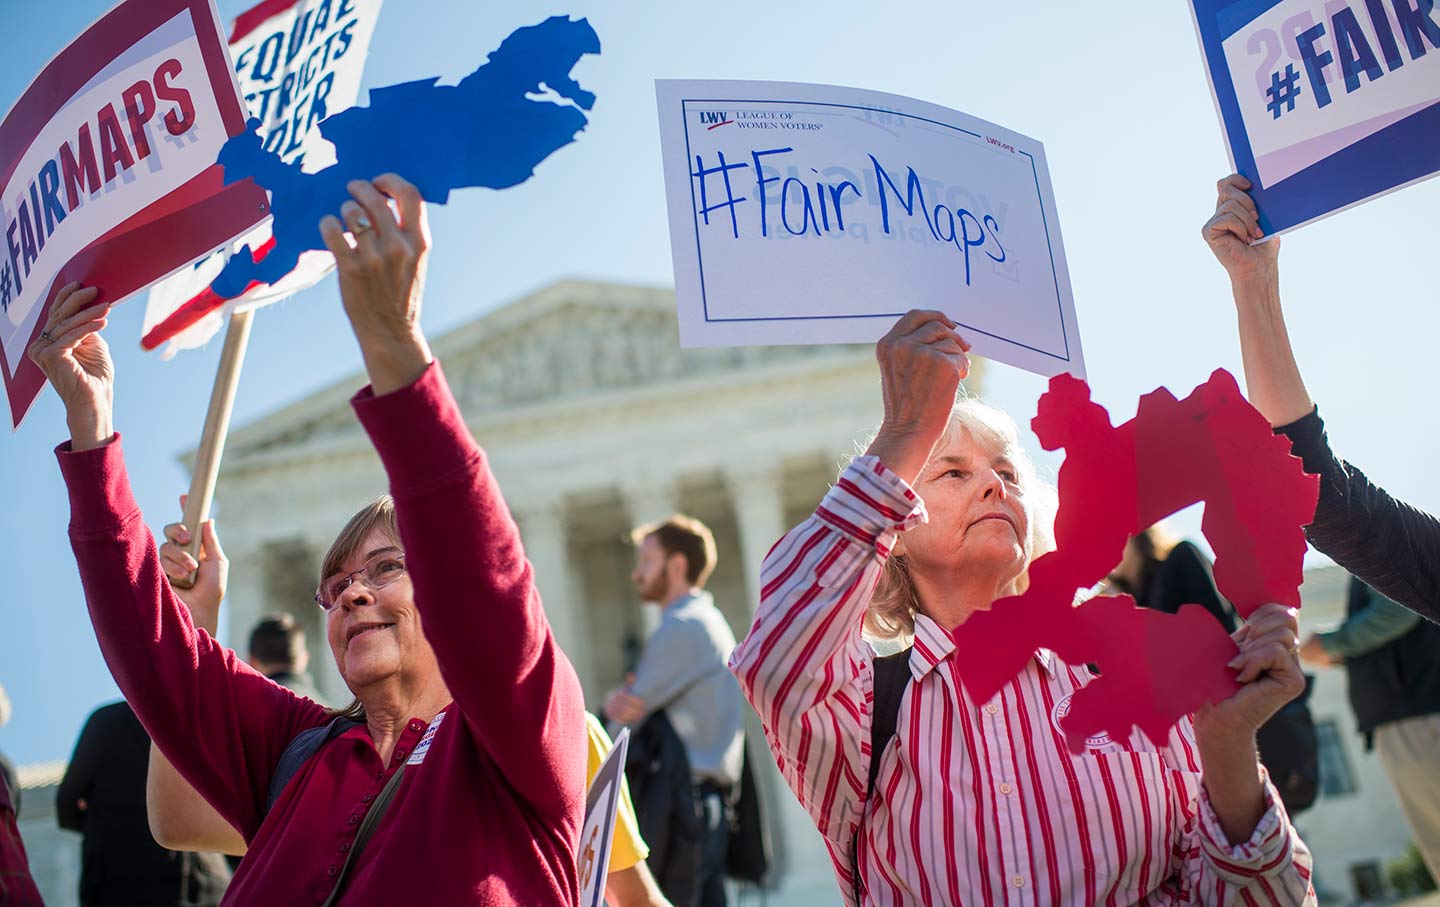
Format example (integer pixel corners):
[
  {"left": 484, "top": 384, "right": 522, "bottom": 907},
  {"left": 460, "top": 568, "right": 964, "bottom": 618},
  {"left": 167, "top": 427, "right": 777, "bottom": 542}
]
[
  {"left": 725, "top": 462, "right": 788, "bottom": 616},
  {"left": 515, "top": 498, "right": 591, "bottom": 693},
  {"left": 724, "top": 461, "right": 828, "bottom": 879}
]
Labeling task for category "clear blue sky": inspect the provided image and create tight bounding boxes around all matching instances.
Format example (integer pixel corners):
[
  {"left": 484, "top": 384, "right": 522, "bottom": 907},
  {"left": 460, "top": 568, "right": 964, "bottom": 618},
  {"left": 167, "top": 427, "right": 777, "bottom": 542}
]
[{"left": 1, "top": 0, "right": 1435, "bottom": 765}]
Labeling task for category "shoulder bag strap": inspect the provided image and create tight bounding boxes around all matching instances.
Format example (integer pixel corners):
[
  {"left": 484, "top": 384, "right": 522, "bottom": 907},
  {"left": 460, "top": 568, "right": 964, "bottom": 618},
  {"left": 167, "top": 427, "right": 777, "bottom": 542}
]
[
  {"left": 851, "top": 646, "right": 913, "bottom": 904},
  {"left": 319, "top": 761, "right": 408, "bottom": 907}
]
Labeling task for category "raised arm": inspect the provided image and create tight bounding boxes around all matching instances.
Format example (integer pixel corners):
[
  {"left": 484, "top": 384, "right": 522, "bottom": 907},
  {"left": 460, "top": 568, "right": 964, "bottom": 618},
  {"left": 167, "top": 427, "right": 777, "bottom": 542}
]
[
  {"left": 319, "top": 175, "right": 585, "bottom": 825},
  {"left": 1204, "top": 175, "right": 1440, "bottom": 621},
  {"left": 146, "top": 513, "right": 246, "bottom": 856},
  {"left": 1201, "top": 176, "right": 1310, "bottom": 427},
  {"left": 31, "top": 286, "right": 329, "bottom": 842},
  {"left": 729, "top": 458, "right": 919, "bottom": 850}
]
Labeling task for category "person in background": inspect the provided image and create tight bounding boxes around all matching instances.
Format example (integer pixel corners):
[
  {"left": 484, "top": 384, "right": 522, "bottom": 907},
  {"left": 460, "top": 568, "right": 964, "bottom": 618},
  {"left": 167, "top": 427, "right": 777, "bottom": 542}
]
[
  {"left": 1299, "top": 576, "right": 1440, "bottom": 879},
  {"left": 1204, "top": 174, "right": 1440, "bottom": 623},
  {"left": 246, "top": 614, "right": 323, "bottom": 703},
  {"left": 1106, "top": 526, "right": 1237, "bottom": 632},
  {"left": 604, "top": 515, "right": 744, "bottom": 907},
  {"left": 58, "top": 701, "right": 230, "bottom": 906},
  {"left": 0, "top": 768, "right": 43, "bottom": 907}
]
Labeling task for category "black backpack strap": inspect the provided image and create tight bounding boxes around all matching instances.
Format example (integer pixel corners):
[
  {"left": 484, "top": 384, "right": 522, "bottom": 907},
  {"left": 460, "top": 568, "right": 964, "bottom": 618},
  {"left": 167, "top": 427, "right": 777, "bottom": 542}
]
[
  {"left": 320, "top": 760, "right": 408, "bottom": 907},
  {"left": 851, "top": 646, "right": 913, "bottom": 903},
  {"left": 265, "top": 716, "right": 363, "bottom": 817}
]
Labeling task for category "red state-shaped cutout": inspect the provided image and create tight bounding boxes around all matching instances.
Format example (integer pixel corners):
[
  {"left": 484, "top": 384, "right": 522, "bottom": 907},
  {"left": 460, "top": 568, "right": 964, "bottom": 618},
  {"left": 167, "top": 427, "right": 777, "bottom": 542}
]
[{"left": 950, "top": 369, "right": 1318, "bottom": 752}]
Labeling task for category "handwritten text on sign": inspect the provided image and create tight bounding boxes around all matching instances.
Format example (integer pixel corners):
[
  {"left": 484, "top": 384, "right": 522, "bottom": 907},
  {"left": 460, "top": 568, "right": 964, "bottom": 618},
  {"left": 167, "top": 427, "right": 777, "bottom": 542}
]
[{"left": 656, "top": 80, "right": 1083, "bottom": 379}]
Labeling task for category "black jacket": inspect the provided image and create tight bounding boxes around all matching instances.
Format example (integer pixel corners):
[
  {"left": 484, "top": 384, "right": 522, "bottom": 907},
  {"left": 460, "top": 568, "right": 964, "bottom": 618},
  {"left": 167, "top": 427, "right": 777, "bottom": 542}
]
[
  {"left": 57, "top": 702, "right": 230, "bottom": 906},
  {"left": 1279, "top": 410, "right": 1440, "bottom": 623},
  {"left": 622, "top": 710, "right": 700, "bottom": 907},
  {"left": 1132, "top": 541, "right": 1238, "bottom": 633},
  {"left": 1343, "top": 579, "right": 1440, "bottom": 745}
]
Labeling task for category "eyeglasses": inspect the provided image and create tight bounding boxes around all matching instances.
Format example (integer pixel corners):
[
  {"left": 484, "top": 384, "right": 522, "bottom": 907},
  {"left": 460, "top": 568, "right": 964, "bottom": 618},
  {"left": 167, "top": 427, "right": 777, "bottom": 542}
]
[{"left": 315, "top": 552, "right": 407, "bottom": 611}]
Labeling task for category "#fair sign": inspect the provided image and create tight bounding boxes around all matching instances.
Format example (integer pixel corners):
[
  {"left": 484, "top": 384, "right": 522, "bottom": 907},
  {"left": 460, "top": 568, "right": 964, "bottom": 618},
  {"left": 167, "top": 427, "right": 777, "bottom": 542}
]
[
  {"left": 656, "top": 79, "right": 1084, "bottom": 380},
  {"left": 0, "top": 0, "right": 267, "bottom": 429},
  {"left": 142, "top": 0, "right": 384, "bottom": 357},
  {"left": 1191, "top": 0, "right": 1440, "bottom": 236}
]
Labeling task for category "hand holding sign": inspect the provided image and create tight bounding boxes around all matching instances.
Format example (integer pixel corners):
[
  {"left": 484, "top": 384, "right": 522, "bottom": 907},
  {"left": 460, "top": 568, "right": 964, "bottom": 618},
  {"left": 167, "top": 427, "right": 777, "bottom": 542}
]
[
  {"left": 318, "top": 175, "right": 433, "bottom": 397},
  {"left": 866, "top": 309, "right": 973, "bottom": 484},
  {"left": 209, "top": 16, "right": 600, "bottom": 301},
  {"left": 1199, "top": 603, "right": 1306, "bottom": 736},
  {"left": 1202, "top": 174, "right": 1280, "bottom": 283},
  {"left": 27, "top": 283, "right": 113, "bottom": 450}
]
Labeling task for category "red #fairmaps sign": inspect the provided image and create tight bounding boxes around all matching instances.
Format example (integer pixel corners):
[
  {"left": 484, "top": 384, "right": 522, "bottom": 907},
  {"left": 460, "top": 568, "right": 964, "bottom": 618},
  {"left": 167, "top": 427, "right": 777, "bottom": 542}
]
[{"left": 0, "top": 0, "right": 268, "bottom": 429}]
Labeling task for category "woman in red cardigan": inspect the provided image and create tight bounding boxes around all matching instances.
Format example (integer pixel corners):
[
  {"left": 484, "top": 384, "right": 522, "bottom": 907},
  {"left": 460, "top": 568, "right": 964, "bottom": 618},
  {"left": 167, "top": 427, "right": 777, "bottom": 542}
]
[{"left": 28, "top": 174, "right": 587, "bottom": 905}]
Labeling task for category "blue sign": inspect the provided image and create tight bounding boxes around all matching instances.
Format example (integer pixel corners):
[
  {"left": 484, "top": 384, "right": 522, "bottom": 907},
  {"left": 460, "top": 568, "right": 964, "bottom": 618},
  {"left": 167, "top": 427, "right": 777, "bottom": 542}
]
[
  {"left": 208, "top": 15, "right": 600, "bottom": 299},
  {"left": 1190, "top": 0, "right": 1440, "bottom": 235}
]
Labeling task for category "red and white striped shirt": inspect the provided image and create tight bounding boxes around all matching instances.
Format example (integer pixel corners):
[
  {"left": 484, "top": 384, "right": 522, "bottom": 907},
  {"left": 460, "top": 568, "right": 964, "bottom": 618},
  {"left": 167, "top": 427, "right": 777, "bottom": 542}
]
[{"left": 730, "top": 457, "right": 1315, "bottom": 906}]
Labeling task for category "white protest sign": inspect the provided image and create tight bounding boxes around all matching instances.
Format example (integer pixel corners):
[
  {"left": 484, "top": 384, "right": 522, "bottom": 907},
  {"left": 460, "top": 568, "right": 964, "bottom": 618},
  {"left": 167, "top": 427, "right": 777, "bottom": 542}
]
[
  {"left": 141, "top": 0, "right": 383, "bottom": 356},
  {"left": 656, "top": 79, "right": 1084, "bottom": 379},
  {"left": 578, "top": 726, "right": 629, "bottom": 907}
]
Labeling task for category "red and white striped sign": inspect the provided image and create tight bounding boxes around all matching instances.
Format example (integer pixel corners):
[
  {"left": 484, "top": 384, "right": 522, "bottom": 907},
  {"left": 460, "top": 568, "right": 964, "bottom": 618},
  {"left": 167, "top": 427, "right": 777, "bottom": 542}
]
[{"left": 141, "top": 0, "right": 383, "bottom": 358}]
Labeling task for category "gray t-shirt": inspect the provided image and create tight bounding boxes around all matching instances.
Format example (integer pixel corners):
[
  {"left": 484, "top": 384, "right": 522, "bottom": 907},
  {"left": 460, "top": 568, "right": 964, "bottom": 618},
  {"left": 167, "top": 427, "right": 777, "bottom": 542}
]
[{"left": 622, "top": 591, "right": 744, "bottom": 787}]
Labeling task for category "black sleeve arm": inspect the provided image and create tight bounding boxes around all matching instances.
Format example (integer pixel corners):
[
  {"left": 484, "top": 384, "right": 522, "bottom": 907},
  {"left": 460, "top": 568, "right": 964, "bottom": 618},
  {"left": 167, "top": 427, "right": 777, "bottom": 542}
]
[
  {"left": 1277, "top": 410, "right": 1440, "bottom": 624},
  {"left": 56, "top": 708, "right": 104, "bottom": 832}
]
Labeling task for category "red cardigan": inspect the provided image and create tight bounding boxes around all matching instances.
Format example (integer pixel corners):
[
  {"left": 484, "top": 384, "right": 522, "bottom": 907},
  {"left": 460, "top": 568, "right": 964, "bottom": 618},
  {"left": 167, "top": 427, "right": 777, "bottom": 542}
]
[{"left": 57, "top": 362, "right": 586, "bottom": 905}]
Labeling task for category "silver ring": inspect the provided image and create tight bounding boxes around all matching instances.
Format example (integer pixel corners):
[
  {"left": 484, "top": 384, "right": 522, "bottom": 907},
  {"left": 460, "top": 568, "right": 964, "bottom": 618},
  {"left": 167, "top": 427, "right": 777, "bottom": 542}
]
[
  {"left": 39, "top": 330, "right": 52, "bottom": 342},
  {"left": 351, "top": 215, "right": 373, "bottom": 236}
]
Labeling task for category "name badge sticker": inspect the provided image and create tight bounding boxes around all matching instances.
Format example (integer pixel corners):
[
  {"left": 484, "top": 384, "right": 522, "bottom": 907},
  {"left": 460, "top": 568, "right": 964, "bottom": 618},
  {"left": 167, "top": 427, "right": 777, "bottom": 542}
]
[{"left": 407, "top": 711, "right": 447, "bottom": 765}]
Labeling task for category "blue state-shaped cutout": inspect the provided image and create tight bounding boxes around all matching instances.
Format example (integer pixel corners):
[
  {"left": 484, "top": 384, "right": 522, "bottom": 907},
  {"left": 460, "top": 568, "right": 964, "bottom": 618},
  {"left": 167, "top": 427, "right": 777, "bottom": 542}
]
[{"left": 209, "top": 15, "right": 601, "bottom": 299}]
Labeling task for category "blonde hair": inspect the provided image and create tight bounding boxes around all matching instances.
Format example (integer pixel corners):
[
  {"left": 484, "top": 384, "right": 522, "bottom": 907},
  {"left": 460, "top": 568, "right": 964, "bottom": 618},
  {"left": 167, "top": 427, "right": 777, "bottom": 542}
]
[{"left": 860, "top": 398, "right": 1057, "bottom": 641}]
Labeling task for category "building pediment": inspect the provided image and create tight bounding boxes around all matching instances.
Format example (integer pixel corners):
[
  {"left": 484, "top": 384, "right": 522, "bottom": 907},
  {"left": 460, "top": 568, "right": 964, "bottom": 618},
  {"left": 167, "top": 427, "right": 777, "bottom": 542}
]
[{"left": 203, "top": 279, "right": 868, "bottom": 466}]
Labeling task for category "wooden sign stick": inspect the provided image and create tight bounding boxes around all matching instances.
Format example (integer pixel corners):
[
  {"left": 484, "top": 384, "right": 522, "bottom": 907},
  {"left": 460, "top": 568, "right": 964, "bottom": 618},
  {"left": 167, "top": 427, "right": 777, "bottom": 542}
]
[{"left": 173, "top": 307, "right": 255, "bottom": 589}]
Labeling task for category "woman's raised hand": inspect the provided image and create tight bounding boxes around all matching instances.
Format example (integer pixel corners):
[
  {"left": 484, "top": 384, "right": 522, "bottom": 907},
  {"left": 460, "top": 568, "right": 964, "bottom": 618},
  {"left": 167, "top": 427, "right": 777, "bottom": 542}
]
[
  {"left": 865, "top": 309, "right": 972, "bottom": 483},
  {"left": 27, "top": 282, "right": 115, "bottom": 450},
  {"left": 319, "top": 174, "right": 434, "bottom": 396},
  {"left": 1202, "top": 174, "right": 1279, "bottom": 285}
]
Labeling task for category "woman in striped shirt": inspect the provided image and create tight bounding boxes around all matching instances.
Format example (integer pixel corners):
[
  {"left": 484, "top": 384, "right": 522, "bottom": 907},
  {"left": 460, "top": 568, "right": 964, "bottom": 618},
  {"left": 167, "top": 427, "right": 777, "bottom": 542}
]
[{"left": 730, "top": 310, "right": 1315, "bottom": 906}]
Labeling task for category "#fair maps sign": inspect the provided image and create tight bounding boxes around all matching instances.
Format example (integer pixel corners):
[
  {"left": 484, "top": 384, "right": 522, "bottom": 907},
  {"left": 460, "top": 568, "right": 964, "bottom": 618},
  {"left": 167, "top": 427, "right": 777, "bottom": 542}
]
[
  {"left": 656, "top": 79, "right": 1084, "bottom": 380},
  {"left": 0, "top": 0, "right": 267, "bottom": 429},
  {"left": 1191, "top": 0, "right": 1440, "bottom": 236}
]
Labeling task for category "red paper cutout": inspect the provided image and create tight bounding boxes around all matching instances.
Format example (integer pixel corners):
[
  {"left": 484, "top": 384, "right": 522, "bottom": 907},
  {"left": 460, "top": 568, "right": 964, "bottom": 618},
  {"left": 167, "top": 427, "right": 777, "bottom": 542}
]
[{"left": 950, "top": 369, "right": 1318, "bottom": 752}]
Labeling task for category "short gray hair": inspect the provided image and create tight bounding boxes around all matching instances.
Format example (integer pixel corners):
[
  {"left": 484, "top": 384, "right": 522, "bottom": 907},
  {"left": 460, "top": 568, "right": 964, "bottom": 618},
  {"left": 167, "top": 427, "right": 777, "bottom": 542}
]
[{"left": 859, "top": 396, "right": 1057, "bottom": 641}]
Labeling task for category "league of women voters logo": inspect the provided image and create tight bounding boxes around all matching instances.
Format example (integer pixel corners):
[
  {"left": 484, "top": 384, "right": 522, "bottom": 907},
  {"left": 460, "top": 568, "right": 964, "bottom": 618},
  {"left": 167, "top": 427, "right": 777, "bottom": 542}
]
[{"left": 952, "top": 369, "right": 1319, "bottom": 753}]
